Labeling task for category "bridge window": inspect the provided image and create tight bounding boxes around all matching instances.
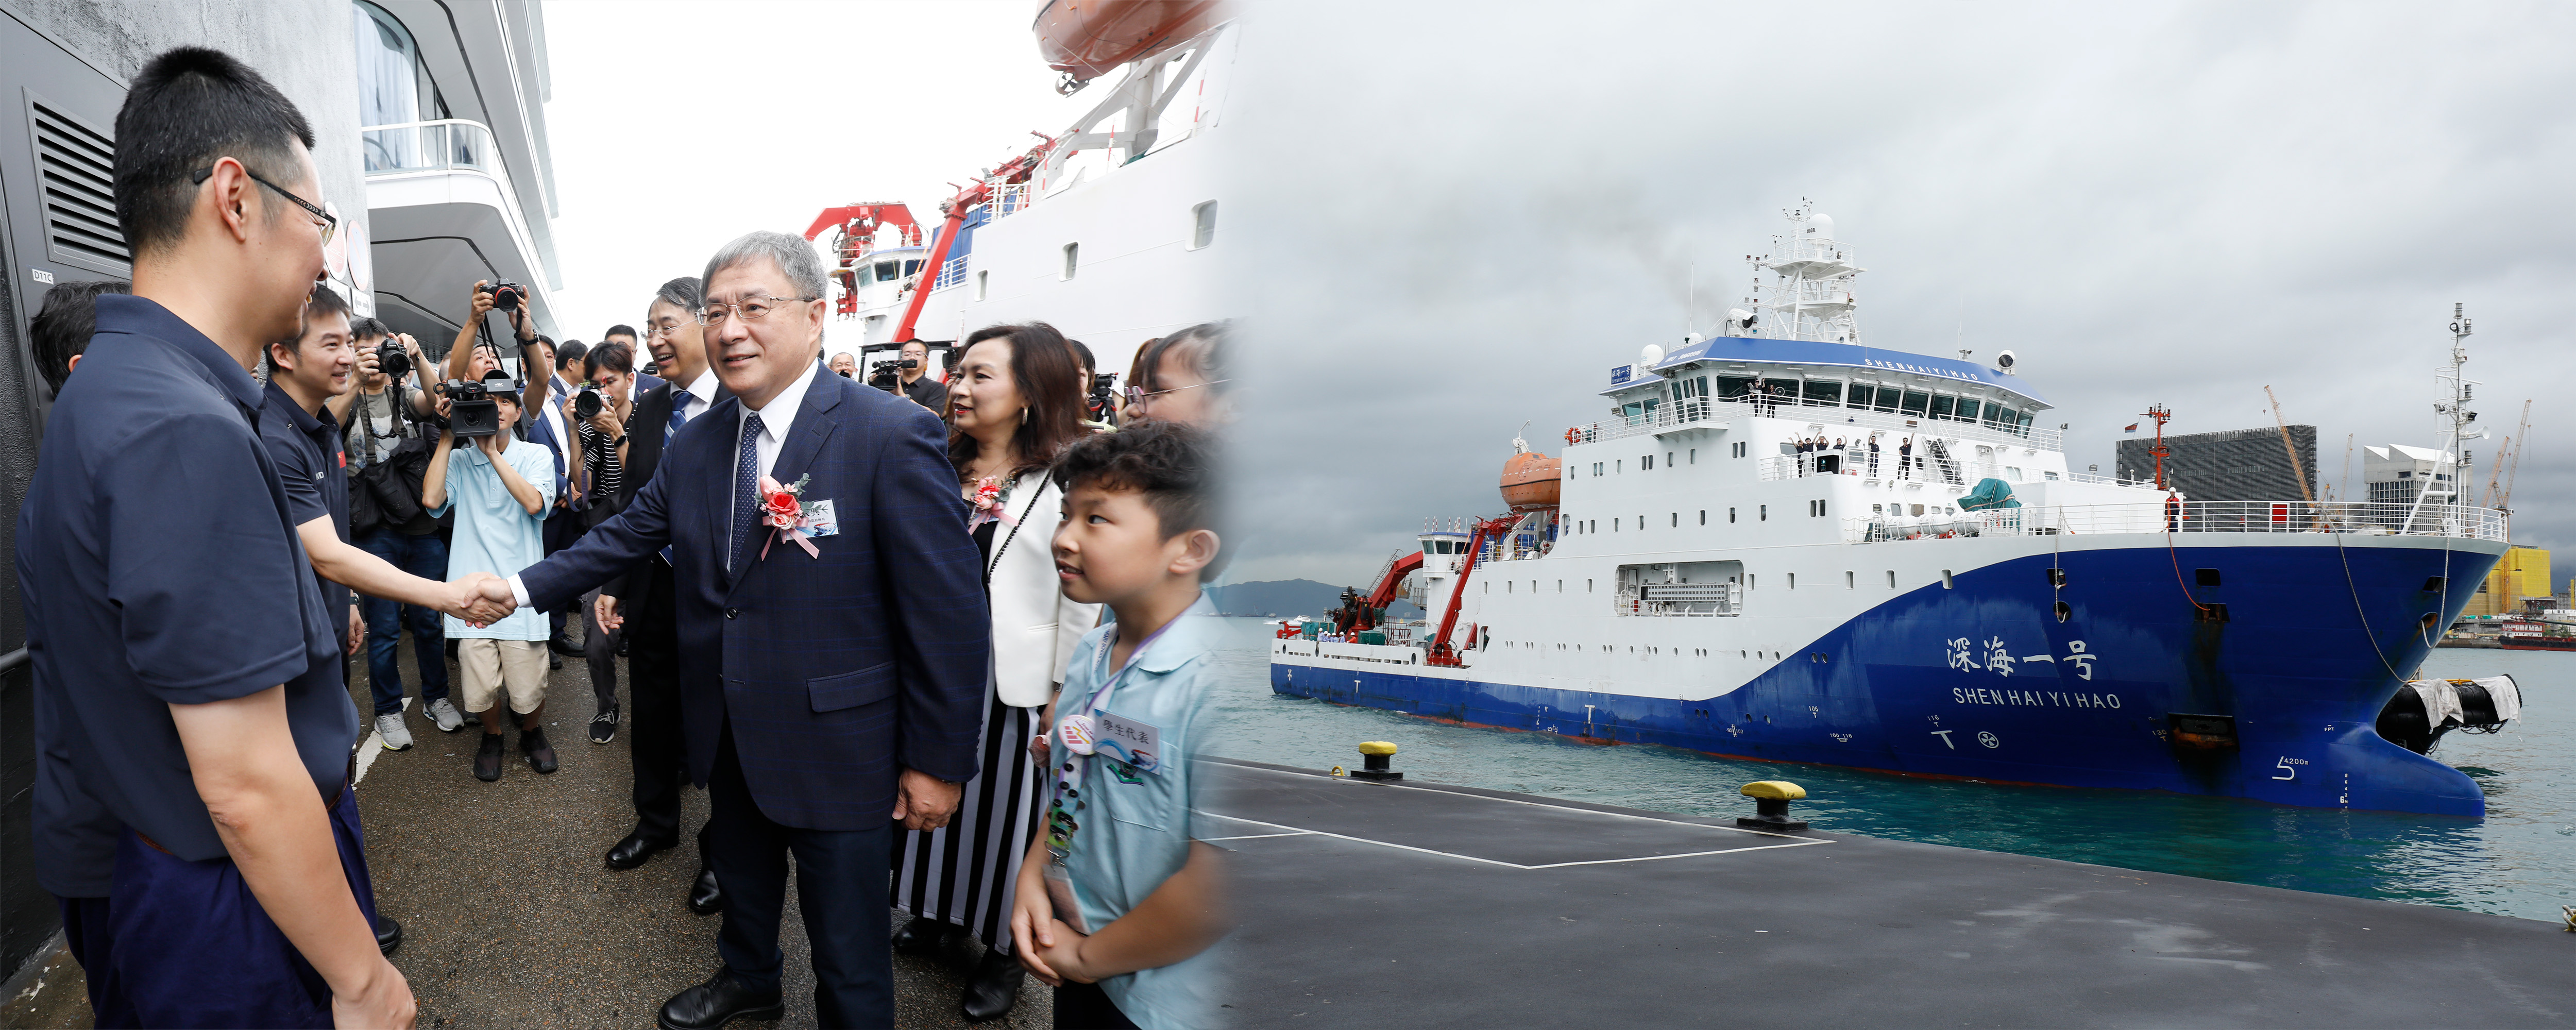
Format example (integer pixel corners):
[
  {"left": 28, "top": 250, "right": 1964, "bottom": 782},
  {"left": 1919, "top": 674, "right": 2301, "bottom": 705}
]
[
  {"left": 1716, "top": 376, "right": 1754, "bottom": 399},
  {"left": 1900, "top": 391, "right": 1930, "bottom": 416},
  {"left": 1930, "top": 395, "right": 1955, "bottom": 419},
  {"left": 903, "top": 259, "right": 922, "bottom": 277},
  {"left": 1846, "top": 384, "right": 1875, "bottom": 409},
  {"left": 1803, "top": 380, "right": 1841, "bottom": 405},
  {"left": 1873, "top": 387, "right": 1900, "bottom": 413},
  {"left": 1956, "top": 398, "right": 1981, "bottom": 421},
  {"left": 873, "top": 261, "right": 900, "bottom": 283}
]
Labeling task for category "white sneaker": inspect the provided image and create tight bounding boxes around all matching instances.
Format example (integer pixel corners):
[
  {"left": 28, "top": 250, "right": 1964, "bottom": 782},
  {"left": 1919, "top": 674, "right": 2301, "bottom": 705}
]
[
  {"left": 427, "top": 698, "right": 466, "bottom": 733},
  {"left": 375, "top": 712, "right": 415, "bottom": 751}
]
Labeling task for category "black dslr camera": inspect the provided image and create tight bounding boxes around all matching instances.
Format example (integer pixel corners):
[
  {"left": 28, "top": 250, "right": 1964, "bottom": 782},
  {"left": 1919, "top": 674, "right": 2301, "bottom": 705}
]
[
  {"left": 375, "top": 340, "right": 410, "bottom": 381},
  {"left": 478, "top": 280, "right": 526, "bottom": 314},
  {"left": 435, "top": 377, "right": 503, "bottom": 438},
  {"left": 572, "top": 383, "right": 603, "bottom": 421}
]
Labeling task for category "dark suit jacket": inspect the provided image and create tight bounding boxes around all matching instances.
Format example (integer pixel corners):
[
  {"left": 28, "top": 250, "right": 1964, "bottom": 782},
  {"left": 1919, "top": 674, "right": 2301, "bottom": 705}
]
[{"left": 520, "top": 367, "right": 988, "bottom": 830}]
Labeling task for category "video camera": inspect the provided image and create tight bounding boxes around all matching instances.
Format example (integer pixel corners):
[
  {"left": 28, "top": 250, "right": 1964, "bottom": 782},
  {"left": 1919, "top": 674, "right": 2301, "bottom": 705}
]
[
  {"left": 868, "top": 357, "right": 916, "bottom": 394},
  {"left": 434, "top": 376, "right": 509, "bottom": 438},
  {"left": 1088, "top": 373, "right": 1117, "bottom": 423},
  {"left": 477, "top": 280, "right": 526, "bottom": 314}
]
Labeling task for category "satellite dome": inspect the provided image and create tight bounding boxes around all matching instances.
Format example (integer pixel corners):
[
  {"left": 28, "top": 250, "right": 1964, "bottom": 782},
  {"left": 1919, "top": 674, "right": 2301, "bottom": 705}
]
[
  {"left": 1640, "top": 343, "right": 1666, "bottom": 368},
  {"left": 1806, "top": 212, "right": 1836, "bottom": 240}
]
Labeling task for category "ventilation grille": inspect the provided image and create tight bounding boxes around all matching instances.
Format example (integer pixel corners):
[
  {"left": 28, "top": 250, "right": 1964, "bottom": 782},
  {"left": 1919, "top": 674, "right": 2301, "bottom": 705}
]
[{"left": 32, "top": 99, "right": 130, "bottom": 269}]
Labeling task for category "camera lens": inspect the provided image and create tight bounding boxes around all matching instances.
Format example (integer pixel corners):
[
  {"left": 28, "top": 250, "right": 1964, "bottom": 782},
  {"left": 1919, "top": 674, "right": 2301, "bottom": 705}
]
[
  {"left": 573, "top": 387, "right": 602, "bottom": 420},
  {"left": 378, "top": 343, "right": 410, "bottom": 380}
]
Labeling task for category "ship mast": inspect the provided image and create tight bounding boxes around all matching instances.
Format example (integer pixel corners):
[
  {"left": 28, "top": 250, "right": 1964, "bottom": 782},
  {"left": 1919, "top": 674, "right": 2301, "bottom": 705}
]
[
  {"left": 2404, "top": 303, "right": 2477, "bottom": 532},
  {"left": 1745, "top": 199, "right": 1865, "bottom": 343}
]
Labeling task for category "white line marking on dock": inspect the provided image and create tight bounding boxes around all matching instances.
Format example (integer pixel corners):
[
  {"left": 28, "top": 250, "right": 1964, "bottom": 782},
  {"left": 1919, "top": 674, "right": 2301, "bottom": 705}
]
[
  {"left": 1192, "top": 811, "right": 1828, "bottom": 869},
  {"left": 1222, "top": 761, "right": 1822, "bottom": 840}
]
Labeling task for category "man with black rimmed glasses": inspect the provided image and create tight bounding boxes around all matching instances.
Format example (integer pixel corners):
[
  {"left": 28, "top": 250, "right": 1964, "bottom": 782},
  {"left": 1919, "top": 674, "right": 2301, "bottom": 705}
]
[
  {"left": 592, "top": 277, "right": 728, "bottom": 920},
  {"left": 19, "top": 47, "right": 417, "bottom": 1028}
]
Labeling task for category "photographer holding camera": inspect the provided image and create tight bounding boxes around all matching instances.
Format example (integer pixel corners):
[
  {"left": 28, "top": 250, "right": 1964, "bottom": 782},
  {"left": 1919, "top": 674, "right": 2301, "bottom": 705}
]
[{"left": 894, "top": 339, "right": 946, "bottom": 411}]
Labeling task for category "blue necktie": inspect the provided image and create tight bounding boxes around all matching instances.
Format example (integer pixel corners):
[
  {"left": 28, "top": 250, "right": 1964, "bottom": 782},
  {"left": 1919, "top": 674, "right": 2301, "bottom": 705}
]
[
  {"left": 731, "top": 413, "right": 765, "bottom": 573},
  {"left": 659, "top": 391, "right": 694, "bottom": 566}
]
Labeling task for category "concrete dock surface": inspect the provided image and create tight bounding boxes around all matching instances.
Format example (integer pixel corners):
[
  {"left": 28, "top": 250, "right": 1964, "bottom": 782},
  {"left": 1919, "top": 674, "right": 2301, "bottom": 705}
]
[{"left": 1204, "top": 757, "right": 2575, "bottom": 1028}]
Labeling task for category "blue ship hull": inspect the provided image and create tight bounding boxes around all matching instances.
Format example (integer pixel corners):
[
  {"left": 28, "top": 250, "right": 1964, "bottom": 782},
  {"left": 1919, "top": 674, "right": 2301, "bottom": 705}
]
[{"left": 1272, "top": 542, "right": 2503, "bottom": 816}]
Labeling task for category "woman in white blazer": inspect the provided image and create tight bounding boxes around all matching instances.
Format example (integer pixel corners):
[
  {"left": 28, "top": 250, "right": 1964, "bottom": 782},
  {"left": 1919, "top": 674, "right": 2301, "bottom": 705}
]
[{"left": 890, "top": 323, "right": 1099, "bottom": 1022}]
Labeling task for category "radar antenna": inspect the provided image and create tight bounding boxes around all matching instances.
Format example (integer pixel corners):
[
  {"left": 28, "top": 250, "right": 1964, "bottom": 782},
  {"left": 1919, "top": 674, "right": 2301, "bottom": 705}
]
[{"left": 1745, "top": 199, "right": 1865, "bottom": 344}]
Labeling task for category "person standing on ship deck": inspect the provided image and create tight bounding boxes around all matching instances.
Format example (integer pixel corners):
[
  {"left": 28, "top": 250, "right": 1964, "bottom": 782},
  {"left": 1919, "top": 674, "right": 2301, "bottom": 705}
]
[
  {"left": 1898, "top": 436, "right": 1913, "bottom": 480},
  {"left": 893, "top": 322, "right": 1101, "bottom": 1022}
]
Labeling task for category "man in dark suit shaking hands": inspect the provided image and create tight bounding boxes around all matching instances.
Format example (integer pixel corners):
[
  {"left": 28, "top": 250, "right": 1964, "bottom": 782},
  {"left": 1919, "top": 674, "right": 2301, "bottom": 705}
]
[{"left": 479, "top": 231, "right": 987, "bottom": 1028}]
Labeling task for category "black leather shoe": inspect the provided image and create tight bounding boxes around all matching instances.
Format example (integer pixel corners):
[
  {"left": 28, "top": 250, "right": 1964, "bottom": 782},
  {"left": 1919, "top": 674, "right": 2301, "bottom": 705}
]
[
  {"left": 520, "top": 725, "right": 558, "bottom": 774},
  {"left": 891, "top": 917, "right": 956, "bottom": 956},
  {"left": 657, "top": 969, "right": 782, "bottom": 1030},
  {"left": 605, "top": 831, "right": 675, "bottom": 870},
  {"left": 376, "top": 916, "right": 403, "bottom": 955},
  {"left": 472, "top": 732, "right": 505, "bottom": 782},
  {"left": 960, "top": 947, "right": 1024, "bottom": 1022},
  {"left": 688, "top": 865, "right": 724, "bottom": 916},
  {"left": 546, "top": 635, "right": 583, "bottom": 656}
]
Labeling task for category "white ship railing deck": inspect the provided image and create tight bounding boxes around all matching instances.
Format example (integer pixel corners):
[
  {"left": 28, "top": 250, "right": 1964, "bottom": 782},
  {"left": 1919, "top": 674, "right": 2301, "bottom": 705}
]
[
  {"left": 1848, "top": 501, "right": 2508, "bottom": 544},
  {"left": 1571, "top": 396, "right": 2063, "bottom": 452}
]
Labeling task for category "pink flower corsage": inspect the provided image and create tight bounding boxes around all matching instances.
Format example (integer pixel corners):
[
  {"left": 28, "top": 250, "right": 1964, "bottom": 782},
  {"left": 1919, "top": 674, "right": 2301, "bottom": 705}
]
[
  {"left": 968, "top": 476, "right": 1018, "bottom": 532},
  {"left": 758, "top": 474, "right": 820, "bottom": 559}
]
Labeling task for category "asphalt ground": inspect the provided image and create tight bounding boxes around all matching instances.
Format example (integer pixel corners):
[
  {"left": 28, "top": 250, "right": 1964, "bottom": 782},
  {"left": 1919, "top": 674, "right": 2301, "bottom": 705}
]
[
  {"left": 5, "top": 628, "right": 1050, "bottom": 1029},
  {"left": 1208, "top": 757, "right": 2576, "bottom": 1029}
]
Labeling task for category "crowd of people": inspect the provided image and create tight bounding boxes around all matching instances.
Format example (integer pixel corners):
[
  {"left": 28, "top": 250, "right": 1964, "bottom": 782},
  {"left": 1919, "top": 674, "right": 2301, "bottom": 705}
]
[{"left": 18, "top": 45, "right": 1236, "bottom": 1030}]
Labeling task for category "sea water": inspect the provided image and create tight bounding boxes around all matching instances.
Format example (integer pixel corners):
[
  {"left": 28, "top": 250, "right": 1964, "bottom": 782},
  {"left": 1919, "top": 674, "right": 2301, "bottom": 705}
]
[{"left": 1199, "top": 619, "right": 2573, "bottom": 923}]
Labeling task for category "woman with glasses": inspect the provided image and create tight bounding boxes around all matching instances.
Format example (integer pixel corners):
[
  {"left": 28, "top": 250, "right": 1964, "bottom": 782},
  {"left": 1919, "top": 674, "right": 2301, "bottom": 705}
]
[
  {"left": 891, "top": 322, "right": 1100, "bottom": 1021},
  {"left": 1118, "top": 321, "right": 1235, "bottom": 427}
]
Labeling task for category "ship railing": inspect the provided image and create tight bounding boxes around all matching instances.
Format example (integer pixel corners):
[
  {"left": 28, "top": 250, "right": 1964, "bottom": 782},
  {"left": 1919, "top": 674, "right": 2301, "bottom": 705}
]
[
  {"left": 1571, "top": 396, "right": 2061, "bottom": 452},
  {"left": 1845, "top": 500, "right": 2509, "bottom": 544},
  {"left": 931, "top": 253, "right": 970, "bottom": 291}
]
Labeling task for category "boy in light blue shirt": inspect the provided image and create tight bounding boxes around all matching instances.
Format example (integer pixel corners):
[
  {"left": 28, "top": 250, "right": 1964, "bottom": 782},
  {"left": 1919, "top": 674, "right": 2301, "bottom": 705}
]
[
  {"left": 423, "top": 373, "right": 559, "bottom": 782},
  {"left": 1013, "top": 423, "right": 1229, "bottom": 1030}
]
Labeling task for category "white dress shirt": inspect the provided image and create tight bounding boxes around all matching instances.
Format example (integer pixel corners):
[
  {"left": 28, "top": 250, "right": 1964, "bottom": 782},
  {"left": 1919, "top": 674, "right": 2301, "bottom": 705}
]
[
  {"left": 671, "top": 367, "right": 720, "bottom": 428},
  {"left": 510, "top": 358, "right": 825, "bottom": 603}
]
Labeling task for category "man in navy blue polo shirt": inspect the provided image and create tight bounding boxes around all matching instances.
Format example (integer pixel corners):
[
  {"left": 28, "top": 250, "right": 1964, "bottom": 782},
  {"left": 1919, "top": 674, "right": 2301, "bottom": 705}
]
[
  {"left": 15, "top": 47, "right": 416, "bottom": 1028},
  {"left": 261, "top": 284, "right": 506, "bottom": 758}
]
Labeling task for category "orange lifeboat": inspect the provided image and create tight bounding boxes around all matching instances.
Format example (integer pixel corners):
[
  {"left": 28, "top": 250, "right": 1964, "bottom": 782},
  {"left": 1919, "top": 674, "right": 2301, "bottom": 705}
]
[
  {"left": 1501, "top": 450, "right": 1561, "bottom": 513},
  {"left": 1033, "top": 1, "right": 1229, "bottom": 86}
]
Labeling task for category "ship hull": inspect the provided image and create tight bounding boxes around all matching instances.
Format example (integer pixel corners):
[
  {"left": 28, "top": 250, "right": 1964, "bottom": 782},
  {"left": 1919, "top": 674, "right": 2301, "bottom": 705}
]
[{"left": 1272, "top": 538, "right": 2504, "bottom": 816}]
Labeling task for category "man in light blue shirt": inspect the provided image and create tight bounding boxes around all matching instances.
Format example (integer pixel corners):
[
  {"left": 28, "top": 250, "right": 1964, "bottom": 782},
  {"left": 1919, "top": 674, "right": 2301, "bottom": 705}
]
[{"left": 423, "top": 374, "right": 561, "bottom": 782}]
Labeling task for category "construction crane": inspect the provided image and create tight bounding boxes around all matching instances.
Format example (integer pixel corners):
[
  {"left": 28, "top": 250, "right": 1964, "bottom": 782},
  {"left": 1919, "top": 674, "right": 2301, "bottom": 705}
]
[
  {"left": 2498, "top": 400, "right": 2533, "bottom": 510},
  {"left": 2261, "top": 385, "right": 2318, "bottom": 504}
]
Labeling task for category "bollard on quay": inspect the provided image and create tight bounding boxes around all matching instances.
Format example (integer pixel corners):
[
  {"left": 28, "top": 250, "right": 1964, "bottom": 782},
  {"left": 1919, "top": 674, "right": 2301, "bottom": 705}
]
[
  {"left": 1736, "top": 780, "right": 1808, "bottom": 831},
  {"left": 1349, "top": 741, "right": 1403, "bottom": 781}
]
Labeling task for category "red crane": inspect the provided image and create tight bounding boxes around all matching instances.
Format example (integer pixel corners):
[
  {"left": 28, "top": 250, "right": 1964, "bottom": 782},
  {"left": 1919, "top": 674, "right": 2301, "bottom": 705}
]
[
  {"left": 801, "top": 204, "right": 923, "bottom": 317},
  {"left": 889, "top": 133, "right": 1056, "bottom": 344},
  {"left": 1426, "top": 516, "right": 1516, "bottom": 667}
]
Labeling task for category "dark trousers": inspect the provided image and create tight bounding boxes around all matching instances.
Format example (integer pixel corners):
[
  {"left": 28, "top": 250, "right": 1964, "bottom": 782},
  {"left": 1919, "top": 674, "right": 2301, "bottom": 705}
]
[
  {"left": 707, "top": 724, "right": 892, "bottom": 1027},
  {"left": 97, "top": 789, "right": 376, "bottom": 1029},
  {"left": 629, "top": 564, "right": 692, "bottom": 847},
  {"left": 582, "top": 587, "right": 621, "bottom": 712},
  {"left": 1055, "top": 982, "right": 1140, "bottom": 1029},
  {"left": 356, "top": 529, "right": 450, "bottom": 716},
  {"left": 57, "top": 895, "right": 128, "bottom": 1026},
  {"left": 545, "top": 508, "right": 582, "bottom": 642}
]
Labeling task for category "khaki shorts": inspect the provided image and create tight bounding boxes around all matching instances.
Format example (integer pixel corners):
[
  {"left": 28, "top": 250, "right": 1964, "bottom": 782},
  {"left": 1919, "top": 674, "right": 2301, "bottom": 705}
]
[{"left": 456, "top": 638, "right": 548, "bottom": 714}]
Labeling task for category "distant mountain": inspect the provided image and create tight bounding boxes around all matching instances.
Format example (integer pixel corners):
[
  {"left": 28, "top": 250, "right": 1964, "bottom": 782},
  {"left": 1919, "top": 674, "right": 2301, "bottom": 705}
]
[{"left": 1206, "top": 579, "right": 1423, "bottom": 619}]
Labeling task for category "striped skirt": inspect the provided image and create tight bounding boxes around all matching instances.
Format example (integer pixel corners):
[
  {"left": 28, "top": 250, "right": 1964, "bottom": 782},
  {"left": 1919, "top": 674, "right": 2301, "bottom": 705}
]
[{"left": 891, "top": 690, "right": 1042, "bottom": 953}]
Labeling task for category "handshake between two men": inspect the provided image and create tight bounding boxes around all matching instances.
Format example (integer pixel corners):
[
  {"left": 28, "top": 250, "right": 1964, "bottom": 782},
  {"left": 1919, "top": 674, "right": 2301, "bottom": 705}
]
[{"left": 437, "top": 571, "right": 520, "bottom": 628}]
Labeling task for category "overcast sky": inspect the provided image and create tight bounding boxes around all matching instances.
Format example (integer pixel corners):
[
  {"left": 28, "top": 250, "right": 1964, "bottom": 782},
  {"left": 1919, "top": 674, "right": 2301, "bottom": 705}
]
[
  {"left": 541, "top": 1, "right": 1088, "bottom": 360},
  {"left": 1215, "top": 1, "right": 2576, "bottom": 587}
]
